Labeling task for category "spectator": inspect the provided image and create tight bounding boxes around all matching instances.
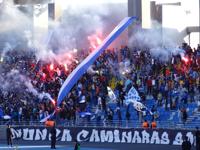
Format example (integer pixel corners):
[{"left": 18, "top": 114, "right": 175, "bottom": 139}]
[
  {"left": 107, "top": 108, "right": 113, "bottom": 126},
  {"left": 182, "top": 108, "right": 188, "bottom": 123},
  {"left": 74, "top": 139, "right": 80, "bottom": 150},
  {"left": 182, "top": 136, "right": 191, "bottom": 150},
  {"left": 50, "top": 123, "right": 56, "bottom": 149},
  {"left": 142, "top": 120, "right": 149, "bottom": 129},
  {"left": 151, "top": 120, "right": 157, "bottom": 129},
  {"left": 116, "top": 107, "right": 122, "bottom": 126},
  {"left": 6, "top": 124, "right": 13, "bottom": 147},
  {"left": 0, "top": 43, "right": 199, "bottom": 128}
]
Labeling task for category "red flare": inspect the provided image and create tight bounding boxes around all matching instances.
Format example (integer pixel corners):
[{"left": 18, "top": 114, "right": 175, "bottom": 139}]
[
  {"left": 64, "top": 64, "right": 68, "bottom": 71},
  {"left": 96, "top": 37, "right": 102, "bottom": 45},
  {"left": 50, "top": 64, "right": 54, "bottom": 71},
  {"left": 51, "top": 99, "right": 56, "bottom": 106},
  {"left": 88, "top": 30, "right": 103, "bottom": 51},
  {"left": 182, "top": 56, "right": 189, "bottom": 63},
  {"left": 42, "top": 73, "right": 46, "bottom": 79}
]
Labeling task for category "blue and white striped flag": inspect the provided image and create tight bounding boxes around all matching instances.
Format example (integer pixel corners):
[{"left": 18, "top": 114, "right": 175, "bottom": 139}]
[
  {"left": 125, "top": 86, "right": 141, "bottom": 105},
  {"left": 57, "top": 17, "right": 137, "bottom": 106},
  {"left": 40, "top": 111, "right": 56, "bottom": 123},
  {"left": 125, "top": 87, "right": 152, "bottom": 115}
]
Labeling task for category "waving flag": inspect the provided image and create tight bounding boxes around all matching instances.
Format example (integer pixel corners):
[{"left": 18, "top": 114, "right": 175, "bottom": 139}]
[
  {"left": 3, "top": 115, "right": 11, "bottom": 120},
  {"left": 57, "top": 17, "right": 137, "bottom": 106},
  {"left": 125, "top": 86, "right": 141, "bottom": 105},
  {"left": 40, "top": 110, "right": 56, "bottom": 123},
  {"left": 132, "top": 101, "right": 146, "bottom": 112},
  {"left": 125, "top": 87, "right": 152, "bottom": 115},
  {"left": 80, "top": 112, "right": 92, "bottom": 118},
  {"left": 107, "top": 86, "right": 117, "bottom": 103}
]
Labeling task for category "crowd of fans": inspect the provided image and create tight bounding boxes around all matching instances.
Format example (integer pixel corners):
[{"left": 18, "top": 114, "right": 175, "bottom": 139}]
[{"left": 0, "top": 42, "right": 200, "bottom": 126}]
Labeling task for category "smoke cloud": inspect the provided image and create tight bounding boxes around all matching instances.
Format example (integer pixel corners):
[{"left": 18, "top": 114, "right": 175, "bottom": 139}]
[
  {"left": 46, "top": 2, "right": 127, "bottom": 56},
  {"left": 0, "top": 0, "right": 127, "bottom": 104},
  {"left": 128, "top": 20, "right": 184, "bottom": 61},
  {"left": 0, "top": 69, "right": 53, "bottom": 102},
  {"left": 0, "top": 0, "right": 33, "bottom": 51},
  {"left": 0, "top": 0, "right": 127, "bottom": 61}
]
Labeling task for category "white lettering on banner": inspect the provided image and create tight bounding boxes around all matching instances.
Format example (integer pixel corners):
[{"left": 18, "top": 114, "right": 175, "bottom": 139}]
[
  {"left": 142, "top": 130, "right": 150, "bottom": 143},
  {"left": 173, "top": 132, "right": 183, "bottom": 145},
  {"left": 61, "top": 129, "right": 72, "bottom": 141},
  {"left": 89, "top": 129, "right": 100, "bottom": 142},
  {"left": 100, "top": 130, "right": 113, "bottom": 142},
  {"left": 77, "top": 130, "right": 89, "bottom": 142},
  {"left": 11, "top": 128, "right": 22, "bottom": 139},
  {"left": 56, "top": 129, "right": 61, "bottom": 140},
  {"left": 23, "top": 128, "right": 34, "bottom": 140},
  {"left": 160, "top": 132, "right": 170, "bottom": 144},
  {"left": 132, "top": 131, "right": 142, "bottom": 143},
  {"left": 186, "top": 132, "right": 194, "bottom": 145},
  {"left": 114, "top": 130, "right": 120, "bottom": 143},
  {"left": 121, "top": 131, "right": 132, "bottom": 143},
  {"left": 11, "top": 127, "right": 196, "bottom": 146},
  {"left": 150, "top": 131, "right": 160, "bottom": 144},
  {"left": 35, "top": 129, "right": 47, "bottom": 140}
]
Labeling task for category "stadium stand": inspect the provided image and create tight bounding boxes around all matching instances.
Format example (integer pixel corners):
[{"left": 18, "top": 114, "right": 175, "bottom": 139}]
[{"left": 0, "top": 43, "right": 200, "bottom": 129}]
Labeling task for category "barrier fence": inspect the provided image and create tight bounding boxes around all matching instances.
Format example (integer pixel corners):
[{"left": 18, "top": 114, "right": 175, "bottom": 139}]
[{"left": 1, "top": 119, "right": 200, "bottom": 129}]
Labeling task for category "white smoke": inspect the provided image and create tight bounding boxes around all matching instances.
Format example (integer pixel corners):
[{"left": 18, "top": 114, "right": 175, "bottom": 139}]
[
  {"left": 0, "top": 0, "right": 33, "bottom": 50},
  {"left": 129, "top": 20, "right": 184, "bottom": 61},
  {"left": 0, "top": 0, "right": 30, "bottom": 32},
  {"left": 34, "top": 1, "right": 127, "bottom": 61},
  {"left": 0, "top": 0, "right": 127, "bottom": 62},
  {"left": 0, "top": 69, "right": 53, "bottom": 102},
  {"left": 0, "top": 0, "right": 127, "bottom": 101}
]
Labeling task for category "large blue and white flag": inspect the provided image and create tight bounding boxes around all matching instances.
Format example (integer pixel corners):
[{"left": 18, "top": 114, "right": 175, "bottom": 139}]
[{"left": 57, "top": 17, "right": 137, "bottom": 106}]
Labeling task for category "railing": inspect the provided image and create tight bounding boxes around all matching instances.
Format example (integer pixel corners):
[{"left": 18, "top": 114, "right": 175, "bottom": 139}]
[{"left": 1, "top": 119, "right": 199, "bottom": 129}]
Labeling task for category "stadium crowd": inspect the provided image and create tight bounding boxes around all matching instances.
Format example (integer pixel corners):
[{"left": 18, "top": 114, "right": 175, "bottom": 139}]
[{"left": 0, "top": 43, "right": 200, "bottom": 126}]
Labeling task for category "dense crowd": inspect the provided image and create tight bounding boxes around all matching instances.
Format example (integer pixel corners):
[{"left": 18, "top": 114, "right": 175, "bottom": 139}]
[{"left": 0, "top": 43, "right": 200, "bottom": 126}]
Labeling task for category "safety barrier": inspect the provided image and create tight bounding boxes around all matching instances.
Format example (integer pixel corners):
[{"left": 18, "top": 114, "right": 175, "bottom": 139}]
[{"left": 1, "top": 119, "right": 200, "bottom": 129}]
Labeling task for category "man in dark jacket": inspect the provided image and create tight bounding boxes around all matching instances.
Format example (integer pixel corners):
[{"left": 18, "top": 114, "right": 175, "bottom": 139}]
[
  {"left": 6, "top": 124, "right": 13, "bottom": 147},
  {"left": 74, "top": 139, "right": 80, "bottom": 150},
  {"left": 182, "top": 136, "right": 191, "bottom": 150},
  {"left": 50, "top": 124, "right": 56, "bottom": 149}
]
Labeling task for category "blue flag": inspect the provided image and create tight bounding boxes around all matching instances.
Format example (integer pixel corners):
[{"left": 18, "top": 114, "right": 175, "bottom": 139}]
[
  {"left": 125, "top": 87, "right": 141, "bottom": 105},
  {"left": 57, "top": 17, "right": 137, "bottom": 106},
  {"left": 125, "top": 87, "right": 152, "bottom": 115}
]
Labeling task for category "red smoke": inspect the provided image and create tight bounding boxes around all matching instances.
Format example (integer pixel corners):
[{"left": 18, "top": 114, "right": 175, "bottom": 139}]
[{"left": 88, "top": 30, "right": 103, "bottom": 51}]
